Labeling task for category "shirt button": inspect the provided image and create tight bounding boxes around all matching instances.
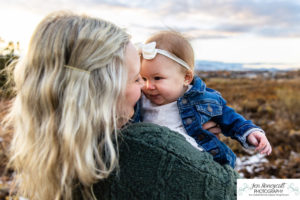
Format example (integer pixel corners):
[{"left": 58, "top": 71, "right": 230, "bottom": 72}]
[
  {"left": 185, "top": 118, "right": 193, "bottom": 125},
  {"left": 209, "top": 149, "right": 219, "bottom": 156},
  {"left": 197, "top": 134, "right": 206, "bottom": 140},
  {"left": 182, "top": 98, "right": 188, "bottom": 104},
  {"left": 207, "top": 104, "right": 213, "bottom": 113}
]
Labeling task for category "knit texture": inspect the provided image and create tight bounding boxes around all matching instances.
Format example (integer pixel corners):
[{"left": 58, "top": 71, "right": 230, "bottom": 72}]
[{"left": 77, "top": 123, "right": 239, "bottom": 200}]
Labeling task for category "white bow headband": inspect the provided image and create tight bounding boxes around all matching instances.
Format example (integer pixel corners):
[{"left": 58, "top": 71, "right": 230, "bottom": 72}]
[{"left": 137, "top": 42, "right": 191, "bottom": 70}]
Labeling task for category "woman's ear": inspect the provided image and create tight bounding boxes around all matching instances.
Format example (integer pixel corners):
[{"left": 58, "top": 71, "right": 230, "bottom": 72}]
[{"left": 184, "top": 70, "right": 194, "bottom": 86}]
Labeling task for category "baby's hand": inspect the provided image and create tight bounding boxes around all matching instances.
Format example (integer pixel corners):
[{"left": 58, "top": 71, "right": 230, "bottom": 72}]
[{"left": 247, "top": 131, "right": 272, "bottom": 155}]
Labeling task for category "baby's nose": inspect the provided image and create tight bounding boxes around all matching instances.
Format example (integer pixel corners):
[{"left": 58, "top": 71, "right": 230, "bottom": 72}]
[{"left": 145, "top": 80, "right": 155, "bottom": 90}]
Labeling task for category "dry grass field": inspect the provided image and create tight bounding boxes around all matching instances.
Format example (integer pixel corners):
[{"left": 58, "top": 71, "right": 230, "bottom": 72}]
[
  {"left": 0, "top": 71, "right": 299, "bottom": 199},
  {"left": 204, "top": 74, "right": 300, "bottom": 178}
]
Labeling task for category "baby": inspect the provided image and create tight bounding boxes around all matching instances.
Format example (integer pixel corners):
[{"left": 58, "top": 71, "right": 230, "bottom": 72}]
[{"left": 134, "top": 31, "right": 272, "bottom": 168}]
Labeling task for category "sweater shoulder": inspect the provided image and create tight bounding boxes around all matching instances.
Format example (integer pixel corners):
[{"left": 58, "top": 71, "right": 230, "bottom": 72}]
[
  {"left": 121, "top": 123, "right": 230, "bottom": 175},
  {"left": 91, "top": 123, "right": 238, "bottom": 200}
]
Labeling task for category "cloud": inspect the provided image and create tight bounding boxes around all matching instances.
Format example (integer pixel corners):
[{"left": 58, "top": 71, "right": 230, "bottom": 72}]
[
  {"left": 1, "top": 0, "right": 300, "bottom": 40},
  {"left": 1, "top": 0, "right": 299, "bottom": 63},
  {"left": 107, "top": 0, "right": 300, "bottom": 39}
]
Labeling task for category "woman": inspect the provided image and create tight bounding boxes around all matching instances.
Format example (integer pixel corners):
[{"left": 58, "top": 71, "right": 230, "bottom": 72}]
[{"left": 7, "top": 11, "right": 238, "bottom": 200}]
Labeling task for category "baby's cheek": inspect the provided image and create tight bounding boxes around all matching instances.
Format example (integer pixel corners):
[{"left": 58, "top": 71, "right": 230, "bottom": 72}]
[{"left": 141, "top": 87, "right": 150, "bottom": 94}]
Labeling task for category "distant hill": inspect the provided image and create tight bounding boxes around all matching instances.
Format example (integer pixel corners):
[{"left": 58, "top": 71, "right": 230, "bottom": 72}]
[{"left": 195, "top": 60, "right": 300, "bottom": 71}]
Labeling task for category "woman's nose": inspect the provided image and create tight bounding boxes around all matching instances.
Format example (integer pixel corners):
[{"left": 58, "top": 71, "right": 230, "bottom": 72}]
[{"left": 140, "top": 78, "right": 145, "bottom": 88}]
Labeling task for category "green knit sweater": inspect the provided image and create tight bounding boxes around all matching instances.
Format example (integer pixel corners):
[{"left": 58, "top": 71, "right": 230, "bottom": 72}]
[{"left": 78, "top": 123, "right": 239, "bottom": 200}]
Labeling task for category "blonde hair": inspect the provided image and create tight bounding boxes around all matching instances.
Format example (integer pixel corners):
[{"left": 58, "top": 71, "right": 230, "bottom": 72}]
[
  {"left": 146, "top": 31, "right": 195, "bottom": 71},
  {"left": 6, "top": 11, "right": 130, "bottom": 200}
]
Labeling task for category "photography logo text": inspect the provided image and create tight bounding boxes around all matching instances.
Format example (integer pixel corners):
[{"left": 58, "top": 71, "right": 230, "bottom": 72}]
[{"left": 237, "top": 179, "right": 300, "bottom": 200}]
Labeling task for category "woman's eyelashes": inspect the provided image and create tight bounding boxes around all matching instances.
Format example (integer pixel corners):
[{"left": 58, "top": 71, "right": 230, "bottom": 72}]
[
  {"left": 135, "top": 76, "right": 141, "bottom": 82},
  {"left": 135, "top": 74, "right": 142, "bottom": 82}
]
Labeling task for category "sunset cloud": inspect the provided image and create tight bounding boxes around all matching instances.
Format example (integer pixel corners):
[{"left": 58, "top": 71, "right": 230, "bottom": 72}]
[
  {"left": 2, "top": 0, "right": 300, "bottom": 39},
  {"left": 1, "top": 0, "right": 299, "bottom": 63}
]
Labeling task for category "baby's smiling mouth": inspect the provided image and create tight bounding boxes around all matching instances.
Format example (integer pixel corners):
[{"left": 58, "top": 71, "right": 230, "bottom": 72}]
[{"left": 146, "top": 94, "right": 160, "bottom": 99}]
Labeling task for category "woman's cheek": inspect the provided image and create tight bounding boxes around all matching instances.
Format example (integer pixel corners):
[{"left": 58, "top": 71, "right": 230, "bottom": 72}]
[{"left": 125, "top": 84, "right": 141, "bottom": 117}]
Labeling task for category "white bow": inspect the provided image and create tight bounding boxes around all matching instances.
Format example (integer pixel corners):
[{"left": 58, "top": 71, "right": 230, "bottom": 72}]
[
  {"left": 136, "top": 42, "right": 191, "bottom": 70},
  {"left": 140, "top": 42, "right": 157, "bottom": 59}
]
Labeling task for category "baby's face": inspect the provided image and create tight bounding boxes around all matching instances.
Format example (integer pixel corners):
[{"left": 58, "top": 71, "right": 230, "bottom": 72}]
[{"left": 140, "top": 54, "right": 188, "bottom": 105}]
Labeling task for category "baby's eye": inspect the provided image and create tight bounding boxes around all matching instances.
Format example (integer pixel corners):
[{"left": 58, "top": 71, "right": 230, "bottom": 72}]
[
  {"left": 142, "top": 77, "right": 147, "bottom": 81},
  {"left": 154, "top": 77, "right": 162, "bottom": 80}
]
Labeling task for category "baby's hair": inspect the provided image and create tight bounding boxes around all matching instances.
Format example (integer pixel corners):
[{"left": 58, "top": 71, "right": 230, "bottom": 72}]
[{"left": 145, "top": 30, "right": 195, "bottom": 71}]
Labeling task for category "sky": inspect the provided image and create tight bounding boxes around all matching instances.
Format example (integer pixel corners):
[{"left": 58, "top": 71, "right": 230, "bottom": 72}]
[{"left": 1, "top": 0, "right": 300, "bottom": 65}]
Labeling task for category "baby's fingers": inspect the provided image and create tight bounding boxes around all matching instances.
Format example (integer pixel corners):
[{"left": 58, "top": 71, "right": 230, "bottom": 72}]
[
  {"left": 257, "top": 141, "right": 272, "bottom": 155},
  {"left": 247, "top": 134, "right": 259, "bottom": 146},
  {"left": 255, "top": 139, "right": 266, "bottom": 152},
  {"left": 260, "top": 143, "right": 272, "bottom": 155}
]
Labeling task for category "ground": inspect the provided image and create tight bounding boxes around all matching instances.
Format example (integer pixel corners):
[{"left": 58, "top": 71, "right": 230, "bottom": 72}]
[
  {"left": 203, "top": 72, "right": 300, "bottom": 178},
  {"left": 0, "top": 71, "right": 300, "bottom": 199}
]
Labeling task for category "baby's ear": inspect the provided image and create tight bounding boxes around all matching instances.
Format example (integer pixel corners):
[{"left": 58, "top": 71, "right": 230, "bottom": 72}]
[{"left": 184, "top": 70, "right": 194, "bottom": 86}]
